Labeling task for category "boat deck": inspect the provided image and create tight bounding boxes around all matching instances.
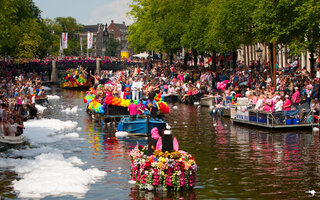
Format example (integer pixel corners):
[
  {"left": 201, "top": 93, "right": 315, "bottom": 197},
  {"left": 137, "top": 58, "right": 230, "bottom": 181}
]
[{"left": 232, "top": 119, "right": 316, "bottom": 129}]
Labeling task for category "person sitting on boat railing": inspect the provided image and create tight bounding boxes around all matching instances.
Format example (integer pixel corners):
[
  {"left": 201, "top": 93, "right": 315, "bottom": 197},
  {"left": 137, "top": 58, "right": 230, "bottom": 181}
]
[
  {"left": 255, "top": 94, "right": 265, "bottom": 110},
  {"left": 137, "top": 99, "right": 147, "bottom": 118}
]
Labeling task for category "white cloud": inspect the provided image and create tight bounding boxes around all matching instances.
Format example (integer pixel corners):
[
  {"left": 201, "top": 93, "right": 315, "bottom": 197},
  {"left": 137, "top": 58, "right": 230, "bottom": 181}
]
[{"left": 88, "top": 0, "right": 133, "bottom": 25}]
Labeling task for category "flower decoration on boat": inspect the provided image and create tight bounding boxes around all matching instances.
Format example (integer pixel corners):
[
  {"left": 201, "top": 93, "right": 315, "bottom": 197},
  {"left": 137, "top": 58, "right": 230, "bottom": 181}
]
[{"left": 128, "top": 146, "right": 197, "bottom": 191}]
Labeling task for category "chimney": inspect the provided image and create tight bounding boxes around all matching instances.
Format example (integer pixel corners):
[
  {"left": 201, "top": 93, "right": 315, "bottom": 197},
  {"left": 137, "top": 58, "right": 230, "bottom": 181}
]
[
  {"left": 111, "top": 20, "right": 114, "bottom": 24},
  {"left": 123, "top": 21, "right": 125, "bottom": 25}
]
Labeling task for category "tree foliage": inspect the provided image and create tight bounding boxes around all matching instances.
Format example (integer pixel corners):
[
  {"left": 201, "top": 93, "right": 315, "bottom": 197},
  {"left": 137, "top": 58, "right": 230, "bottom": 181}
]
[
  {"left": 128, "top": 0, "right": 320, "bottom": 64},
  {"left": 0, "top": 0, "right": 49, "bottom": 58}
]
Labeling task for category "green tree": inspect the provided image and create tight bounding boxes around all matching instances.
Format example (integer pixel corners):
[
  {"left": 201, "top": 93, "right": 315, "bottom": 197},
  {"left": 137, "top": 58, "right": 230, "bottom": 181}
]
[
  {"left": 0, "top": 0, "right": 48, "bottom": 59},
  {"left": 44, "top": 17, "right": 84, "bottom": 56},
  {"left": 105, "top": 33, "right": 119, "bottom": 57}
]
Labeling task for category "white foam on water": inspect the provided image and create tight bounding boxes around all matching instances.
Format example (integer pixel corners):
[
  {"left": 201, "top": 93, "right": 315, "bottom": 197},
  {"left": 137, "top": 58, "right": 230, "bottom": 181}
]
[
  {"left": 47, "top": 95, "right": 60, "bottom": 100},
  {"left": 42, "top": 86, "right": 51, "bottom": 91},
  {"left": 115, "top": 131, "right": 128, "bottom": 137},
  {"left": 62, "top": 106, "right": 78, "bottom": 114},
  {"left": 8, "top": 146, "right": 64, "bottom": 157},
  {"left": 35, "top": 104, "right": 47, "bottom": 114},
  {"left": 128, "top": 180, "right": 136, "bottom": 184},
  {"left": 24, "top": 119, "right": 78, "bottom": 144},
  {"left": 172, "top": 106, "right": 178, "bottom": 110},
  {"left": 0, "top": 153, "right": 106, "bottom": 199}
]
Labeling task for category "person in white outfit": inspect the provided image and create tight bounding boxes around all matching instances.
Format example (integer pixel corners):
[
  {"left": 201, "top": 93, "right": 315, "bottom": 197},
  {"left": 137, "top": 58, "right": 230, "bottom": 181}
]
[
  {"left": 274, "top": 97, "right": 283, "bottom": 111},
  {"left": 137, "top": 77, "right": 144, "bottom": 100},
  {"left": 131, "top": 78, "right": 138, "bottom": 100}
]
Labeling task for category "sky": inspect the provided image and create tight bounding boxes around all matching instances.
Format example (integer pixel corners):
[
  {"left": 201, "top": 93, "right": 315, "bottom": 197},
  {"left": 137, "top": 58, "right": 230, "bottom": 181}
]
[{"left": 33, "top": 0, "right": 133, "bottom": 25}]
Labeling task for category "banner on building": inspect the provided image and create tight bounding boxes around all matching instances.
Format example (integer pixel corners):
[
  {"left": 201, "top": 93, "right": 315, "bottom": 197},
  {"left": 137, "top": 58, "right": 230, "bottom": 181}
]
[
  {"left": 87, "top": 32, "right": 93, "bottom": 49},
  {"left": 80, "top": 37, "right": 83, "bottom": 54},
  {"left": 62, "top": 32, "right": 68, "bottom": 49}
]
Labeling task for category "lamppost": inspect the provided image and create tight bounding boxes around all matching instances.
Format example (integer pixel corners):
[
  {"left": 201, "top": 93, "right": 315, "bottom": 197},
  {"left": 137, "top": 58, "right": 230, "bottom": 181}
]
[{"left": 256, "top": 47, "right": 263, "bottom": 62}]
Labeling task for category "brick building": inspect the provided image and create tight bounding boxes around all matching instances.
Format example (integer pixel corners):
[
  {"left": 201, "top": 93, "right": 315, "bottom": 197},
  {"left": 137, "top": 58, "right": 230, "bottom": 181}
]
[{"left": 107, "top": 20, "right": 133, "bottom": 57}]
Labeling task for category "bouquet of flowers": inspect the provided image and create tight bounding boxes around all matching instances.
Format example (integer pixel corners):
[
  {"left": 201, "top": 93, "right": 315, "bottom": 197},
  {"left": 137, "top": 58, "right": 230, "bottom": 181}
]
[{"left": 128, "top": 146, "right": 197, "bottom": 191}]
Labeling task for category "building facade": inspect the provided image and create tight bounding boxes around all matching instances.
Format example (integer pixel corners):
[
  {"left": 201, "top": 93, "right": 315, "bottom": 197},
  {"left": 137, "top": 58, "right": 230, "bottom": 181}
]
[
  {"left": 79, "top": 23, "right": 108, "bottom": 57},
  {"left": 237, "top": 43, "right": 317, "bottom": 72},
  {"left": 107, "top": 20, "right": 133, "bottom": 57}
]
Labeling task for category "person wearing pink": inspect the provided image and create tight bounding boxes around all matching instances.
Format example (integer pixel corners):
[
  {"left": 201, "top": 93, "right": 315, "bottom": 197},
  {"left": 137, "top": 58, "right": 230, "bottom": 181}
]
[
  {"left": 128, "top": 100, "right": 138, "bottom": 120},
  {"left": 283, "top": 95, "right": 292, "bottom": 111},
  {"left": 252, "top": 95, "right": 258, "bottom": 104},
  {"left": 292, "top": 87, "right": 300, "bottom": 104},
  {"left": 136, "top": 101, "right": 147, "bottom": 118},
  {"left": 264, "top": 97, "right": 274, "bottom": 112}
]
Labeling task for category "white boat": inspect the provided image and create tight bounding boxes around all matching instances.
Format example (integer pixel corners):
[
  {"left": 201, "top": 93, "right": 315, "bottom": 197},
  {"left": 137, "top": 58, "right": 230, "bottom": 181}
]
[
  {"left": 0, "top": 135, "right": 26, "bottom": 150},
  {"left": 200, "top": 96, "right": 215, "bottom": 107}
]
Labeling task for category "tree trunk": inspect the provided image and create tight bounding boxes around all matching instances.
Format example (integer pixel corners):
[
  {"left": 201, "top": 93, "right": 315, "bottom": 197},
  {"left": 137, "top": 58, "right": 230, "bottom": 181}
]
[
  {"left": 160, "top": 53, "right": 163, "bottom": 64},
  {"left": 212, "top": 51, "right": 216, "bottom": 71},
  {"left": 310, "top": 49, "right": 315, "bottom": 78},
  {"left": 232, "top": 49, "right": 237, "bottom": 69},
  {"left": 193, "top": 49, "right": 198, "bottom": 67},
  {"left": 170, "top": 52, "right": 174, "bottom": 65},
  {"left": 184, "top": 52, "right": 188, "bottom": 67},
  {"left": 269, "top": 42, "right": 273, "bottom": 71}
]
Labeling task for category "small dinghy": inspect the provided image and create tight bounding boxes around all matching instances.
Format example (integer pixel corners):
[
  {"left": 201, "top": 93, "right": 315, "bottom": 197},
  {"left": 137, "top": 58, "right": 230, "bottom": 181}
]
[{"left": 0, "top": 134, "right": 26, "bottom": 150}]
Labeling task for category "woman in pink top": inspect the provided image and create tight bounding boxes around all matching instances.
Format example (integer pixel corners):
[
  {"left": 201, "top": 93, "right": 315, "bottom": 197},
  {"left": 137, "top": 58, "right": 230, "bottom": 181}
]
[
  {"left": 252, "top": 94, "right": 258, "bottom": 104},
  {"left": 264, "top": 97, "right": 274, "bottom": 112},
  {"left": 292, "top": 87, "right": 300, "bottom": 104},
  {"left": 283, "top": 95, "right": 292, "bottom": 110}
]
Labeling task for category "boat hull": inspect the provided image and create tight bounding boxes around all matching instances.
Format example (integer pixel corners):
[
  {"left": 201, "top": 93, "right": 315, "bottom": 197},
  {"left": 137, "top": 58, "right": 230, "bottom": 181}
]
[
  {"left": 117, "top": 117, "right": 167, "bottom": 135},
  {"left": 163, "top": 94, "right": 178, "bottom": 103},
  {"left": 200, "top": 97, "right": 214, "bottom": 107},
  {"left": 0, "top": 135, "right": 26, "bottom": 151}
]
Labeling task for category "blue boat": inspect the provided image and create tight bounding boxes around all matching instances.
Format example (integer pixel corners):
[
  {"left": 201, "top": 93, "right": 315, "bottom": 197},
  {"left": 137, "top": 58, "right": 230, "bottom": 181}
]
[{"left": 117, "top": 116, "right": 167, "bottom": 135}]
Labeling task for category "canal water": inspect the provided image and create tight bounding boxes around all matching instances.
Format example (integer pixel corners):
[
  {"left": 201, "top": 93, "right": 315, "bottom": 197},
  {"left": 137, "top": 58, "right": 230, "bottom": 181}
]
[{"left": 0, "top": 87, "right": 319, "bottom": 199}]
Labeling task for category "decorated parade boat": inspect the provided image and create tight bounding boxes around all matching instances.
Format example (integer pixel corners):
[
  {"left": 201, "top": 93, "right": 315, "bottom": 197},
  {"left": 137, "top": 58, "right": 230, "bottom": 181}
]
[
  {"left": 84, "top": 92, "right": 170, "bottom": 124},
  {"left": 129, "top": 129, "right": 197, "bottom": 191},
  {"left": 60, "top": 69, "right": 92, "bottom": 90}
]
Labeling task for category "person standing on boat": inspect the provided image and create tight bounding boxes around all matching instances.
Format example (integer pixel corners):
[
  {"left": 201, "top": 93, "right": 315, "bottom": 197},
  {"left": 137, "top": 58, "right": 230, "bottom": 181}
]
[
  {"left": 283, "top": 95, "right": 292, "bottom": 110},
  {"left": 137, "top": 77, "right": 144, "bottom": 100},
  {"left": 124, "top": 80, "right": 132, "bottom": 100},
  {"left": 131, "top": 78, "right": 138, "bottom": 100},
  {"left": 147, "top": 127, "right": 160, "bottom": 156},
  {"left": 128, "top": 100, "right": 138, "bottom": 121},
  {"left": 292, "top": 87, "right": 300, "bottom": 106}
]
